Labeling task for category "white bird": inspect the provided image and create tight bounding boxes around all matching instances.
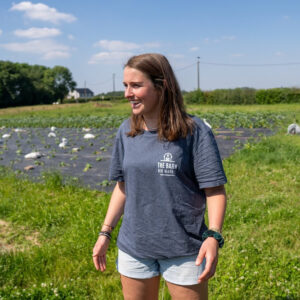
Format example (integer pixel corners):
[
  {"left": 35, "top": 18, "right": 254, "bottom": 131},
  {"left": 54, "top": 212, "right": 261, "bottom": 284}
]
[
  {"left": 72, "top": 147, "right": 80, "bottom": 152},
  {"left": 84, "top": 133, "right": 95, "bottom": 139},
  {"left": 287, "top": 123, "right": 300, "bottom": 135},
  {"left": 48, "top": 132, "right": 56, "bottom": 138},
  {"left": 24, "top": 152, "right": 43, "bottom": 159},
  {"left": 203, "top": 119, "right": 212, "bottom": 129},
  {"left": 2, "top": 134, "right": 11, "bottom": 139},
  {"left": 14, "top": 128, "right": 26, "bottom": 133},
  {"left": 50, "top": 126, "right": 56, "bottom": 131},
  {"left": 82, "top": 128, "right": 91, "bottom": 132},
  {"left": 59, "top": 138, "right": 68, "bottom": 148}
]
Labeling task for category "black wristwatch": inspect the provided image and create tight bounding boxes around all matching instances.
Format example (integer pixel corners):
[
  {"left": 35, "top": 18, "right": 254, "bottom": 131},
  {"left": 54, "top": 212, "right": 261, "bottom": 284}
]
[{"left": 202, "top": 229, "right": 224, "bottom": 248}]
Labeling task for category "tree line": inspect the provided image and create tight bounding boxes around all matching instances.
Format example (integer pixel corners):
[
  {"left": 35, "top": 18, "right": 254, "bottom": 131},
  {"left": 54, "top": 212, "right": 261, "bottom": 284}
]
[
  {"left": 184, "top": 87, "right": 300, "bottom": 105},
  {"left": 0, "top": 61, "right": 76, "bottom": 108}
]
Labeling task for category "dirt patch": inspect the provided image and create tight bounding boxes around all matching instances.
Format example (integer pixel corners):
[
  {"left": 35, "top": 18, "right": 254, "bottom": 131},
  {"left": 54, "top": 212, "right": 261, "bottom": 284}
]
[{"left": 0, "top": 219, "right": 40, "bottom": 253}]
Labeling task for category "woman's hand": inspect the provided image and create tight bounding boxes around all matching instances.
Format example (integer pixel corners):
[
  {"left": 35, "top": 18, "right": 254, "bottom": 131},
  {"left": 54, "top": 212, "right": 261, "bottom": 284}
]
[
  {"left": 92, "top": 236, "right": 110, "bottom": 272},
  {"left": 195, "top": 237, "right": 219, "bottom": 283}
]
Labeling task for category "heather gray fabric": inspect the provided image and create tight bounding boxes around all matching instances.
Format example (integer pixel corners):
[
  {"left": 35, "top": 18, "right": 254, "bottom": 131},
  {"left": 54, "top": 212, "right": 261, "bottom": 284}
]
[{"left": 109, "top": 116, "right": 227, "bottom": 259}]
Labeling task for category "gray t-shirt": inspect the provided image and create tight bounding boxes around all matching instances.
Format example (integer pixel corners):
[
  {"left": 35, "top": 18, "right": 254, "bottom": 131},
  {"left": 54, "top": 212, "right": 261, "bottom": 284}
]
[{"left": 109, "top": 116, "right": 227, "bottom": 259}]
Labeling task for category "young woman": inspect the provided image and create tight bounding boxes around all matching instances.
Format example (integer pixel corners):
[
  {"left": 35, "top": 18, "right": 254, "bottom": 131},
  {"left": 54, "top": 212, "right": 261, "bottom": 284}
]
[{"left": 93, "top": 53, "right": 227, "bottom": 300}]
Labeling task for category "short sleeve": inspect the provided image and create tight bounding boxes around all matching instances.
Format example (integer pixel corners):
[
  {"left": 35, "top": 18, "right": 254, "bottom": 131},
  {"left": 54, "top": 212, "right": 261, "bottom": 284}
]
[
  {"left": 109, "top": 127, "right": 125, "bottom": 182},
  {"left": 193, "top": 129, "right": 227, "bottom": 189}
]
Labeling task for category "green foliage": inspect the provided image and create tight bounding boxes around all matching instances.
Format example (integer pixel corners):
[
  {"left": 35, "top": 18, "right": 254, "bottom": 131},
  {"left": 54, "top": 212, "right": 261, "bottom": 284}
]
[
  {"left": 1, "top": 100, "right": 294, "bottom": 129},
  {"left": 184, "top": 87, "right": 300, "bottom": 105},
  {"left": 184, "top": 89, "right": 205, "bottom": 104},
  {"left": 0, "top": 114, "right": 128, "bottom": 128},
  {"left": 0, "top": 61, "right": 76, "bottom": 108},
  {"left": 256, "top": 88, "right": 300, "bottom": 104}
]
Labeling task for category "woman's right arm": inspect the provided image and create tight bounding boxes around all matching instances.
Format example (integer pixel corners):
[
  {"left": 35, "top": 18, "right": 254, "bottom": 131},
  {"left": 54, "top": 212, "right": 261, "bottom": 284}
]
[{"left": 92, "top": 181, "right": 126, "bottom": 271}]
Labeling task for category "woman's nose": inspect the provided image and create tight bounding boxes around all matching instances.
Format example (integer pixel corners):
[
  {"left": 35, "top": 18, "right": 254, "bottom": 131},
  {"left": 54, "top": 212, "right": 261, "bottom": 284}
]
[{"left": 124, "top": 86, "right": 133, "bottom": 98}]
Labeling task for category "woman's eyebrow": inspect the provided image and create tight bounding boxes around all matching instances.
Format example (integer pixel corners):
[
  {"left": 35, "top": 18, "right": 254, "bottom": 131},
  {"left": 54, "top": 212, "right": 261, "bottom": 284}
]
[{"left": 123, "top": 81, "right": 144, "bottom": 85}]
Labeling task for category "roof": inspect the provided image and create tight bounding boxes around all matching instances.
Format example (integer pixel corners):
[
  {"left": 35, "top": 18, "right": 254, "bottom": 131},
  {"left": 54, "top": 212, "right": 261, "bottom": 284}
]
[{"left": 74, "top": 88, "right": 94, "bottom": 94}]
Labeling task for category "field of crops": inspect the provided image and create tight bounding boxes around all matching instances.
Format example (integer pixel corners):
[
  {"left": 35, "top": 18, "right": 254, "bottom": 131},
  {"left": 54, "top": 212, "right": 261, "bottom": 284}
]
[{"left": 0, "top": 102, "right": 299, "bottom": 299}]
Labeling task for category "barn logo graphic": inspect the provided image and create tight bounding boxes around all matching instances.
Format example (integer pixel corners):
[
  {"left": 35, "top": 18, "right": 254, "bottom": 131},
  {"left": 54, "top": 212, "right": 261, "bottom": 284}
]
[{"left": 157, "top": 152, "right": 178, "bottom": 176}]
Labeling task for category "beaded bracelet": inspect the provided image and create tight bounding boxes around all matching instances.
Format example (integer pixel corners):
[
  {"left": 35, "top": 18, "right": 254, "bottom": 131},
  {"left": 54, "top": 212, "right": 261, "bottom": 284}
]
[{"left": 99, "top": 231, "right": 112, "bottom": 240}]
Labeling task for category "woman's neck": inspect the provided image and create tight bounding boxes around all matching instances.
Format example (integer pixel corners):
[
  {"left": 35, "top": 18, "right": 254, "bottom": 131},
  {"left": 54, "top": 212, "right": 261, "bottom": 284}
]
[{"left": 143, "top": 116, "right": 158, "bottom": 131}]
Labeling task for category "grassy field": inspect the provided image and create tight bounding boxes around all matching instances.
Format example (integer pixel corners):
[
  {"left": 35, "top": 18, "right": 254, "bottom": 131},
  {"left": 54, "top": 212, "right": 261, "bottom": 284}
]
[
  {"left": 1, "top": 101, "right": 300, "bottom": 117},
  {"left": 0, "top": 102, "right": 300, "bottom": 299},
  {"left": 1, "top": 102, "right": 299, "bottom": 129}
]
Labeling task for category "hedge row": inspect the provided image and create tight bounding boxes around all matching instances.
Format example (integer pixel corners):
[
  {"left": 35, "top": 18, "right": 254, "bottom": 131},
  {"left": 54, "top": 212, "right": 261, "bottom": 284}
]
[{"left": 184, "top": 88, "right": 300, "bottom": 105}]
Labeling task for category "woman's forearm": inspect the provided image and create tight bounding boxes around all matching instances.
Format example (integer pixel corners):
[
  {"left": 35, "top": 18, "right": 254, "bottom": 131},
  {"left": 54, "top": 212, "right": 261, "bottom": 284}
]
[
  {"left": 101, "top": 181, "right": 126, "bottom": 232},
  {"left": 204, "top": 185, "right": 227, "bottom": 232}
]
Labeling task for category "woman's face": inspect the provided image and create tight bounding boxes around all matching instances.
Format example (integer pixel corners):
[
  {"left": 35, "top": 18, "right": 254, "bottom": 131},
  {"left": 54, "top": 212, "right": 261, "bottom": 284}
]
[{"left": 123, "top": 67, "right": 160, "bottom": 119}]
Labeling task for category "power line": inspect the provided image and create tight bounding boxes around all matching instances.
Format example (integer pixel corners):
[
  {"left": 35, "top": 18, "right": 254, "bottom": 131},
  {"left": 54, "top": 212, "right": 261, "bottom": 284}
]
[
  {"left": 175, "top": 63, "right": 197, "bottom": 72},
  {"left": 174, "top": 61, "right": 300, "bottom": 72},
  {"left": 197, "top": 57, "right": 200, "bottom": 90},
  {"left": 201, "top": 61, "right": 300, "bottom": 67}
]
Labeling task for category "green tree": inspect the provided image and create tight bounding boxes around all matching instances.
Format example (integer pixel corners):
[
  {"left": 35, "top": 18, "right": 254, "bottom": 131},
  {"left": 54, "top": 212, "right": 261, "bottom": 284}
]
[
  {"left": 51, "top": 66, "right": 76, "bottom": 103},
  {"left": 0, "top": 61, "right": 76, "bottom": 108},
  {"left": 184, "top": 89, "right": 205, "bottom": 104}
]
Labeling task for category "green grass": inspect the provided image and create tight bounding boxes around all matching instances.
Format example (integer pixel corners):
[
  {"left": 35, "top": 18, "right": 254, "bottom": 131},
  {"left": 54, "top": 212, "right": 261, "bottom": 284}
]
[
  {"left": 0, "top": 131, "right": 299, "bottom": 299},
  {"left": 1, "top": 102, "right": 299, "bottom": 129}
]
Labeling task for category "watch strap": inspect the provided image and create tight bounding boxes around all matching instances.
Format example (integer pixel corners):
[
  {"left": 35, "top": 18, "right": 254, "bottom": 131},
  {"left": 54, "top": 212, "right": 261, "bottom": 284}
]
[{"left": 202, "top": 229, "right": 224, "bottom": 248}]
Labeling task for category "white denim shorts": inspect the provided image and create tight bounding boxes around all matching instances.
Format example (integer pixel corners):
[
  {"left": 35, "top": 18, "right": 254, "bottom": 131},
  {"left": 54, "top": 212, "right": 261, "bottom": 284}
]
[{"left": 116, "top": 248, "right": 206, "bottom": 286}]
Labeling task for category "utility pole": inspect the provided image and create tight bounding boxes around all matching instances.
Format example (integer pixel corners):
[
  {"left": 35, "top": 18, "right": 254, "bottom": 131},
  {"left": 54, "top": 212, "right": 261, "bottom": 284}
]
[
  {"left": 197, "top": 56, "right": 200, "bottom": 90},
  {"left": 112, "top": 73, "right": 116, "bottom": 100}
]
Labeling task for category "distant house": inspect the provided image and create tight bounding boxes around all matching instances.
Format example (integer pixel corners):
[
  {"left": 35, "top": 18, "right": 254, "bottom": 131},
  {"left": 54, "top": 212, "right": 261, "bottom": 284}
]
[{"left": 67, "top": 88, "right": 94, "bottom": 99}]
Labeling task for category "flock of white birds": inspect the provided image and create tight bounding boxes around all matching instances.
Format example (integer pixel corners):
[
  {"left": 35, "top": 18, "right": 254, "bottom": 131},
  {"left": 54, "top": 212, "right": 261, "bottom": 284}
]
[
  {"left": 0, "top": 123, "right": 299, "bottom": 159},
  {"left": 0, "top": 126, "right": 98, "bottom": 160}
]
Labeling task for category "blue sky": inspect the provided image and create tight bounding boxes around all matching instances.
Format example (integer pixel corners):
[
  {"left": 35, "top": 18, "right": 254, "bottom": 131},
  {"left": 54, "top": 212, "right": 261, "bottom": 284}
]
[{"left": 0, "top": 0, "right": 300, "bottom": 94}]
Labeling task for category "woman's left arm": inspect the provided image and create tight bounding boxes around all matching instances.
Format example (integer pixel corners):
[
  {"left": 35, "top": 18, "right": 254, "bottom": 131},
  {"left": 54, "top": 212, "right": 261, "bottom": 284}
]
[{"left": 196, "top": 185, "right": 227, "bottom": 283}]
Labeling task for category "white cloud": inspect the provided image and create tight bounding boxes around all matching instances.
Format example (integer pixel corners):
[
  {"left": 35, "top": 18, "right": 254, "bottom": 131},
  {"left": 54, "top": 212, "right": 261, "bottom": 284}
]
[
  {"left": 88, "top": 51, "right": 133, "bottom": 64},
  {"left": 0, "top": 29, "right": 2, "bottom": 36},
  {"left": 204, "top": 36, "right": 236, "bottom": 44},
  {"left": 283, "top": 15, "right": 290, "bottom": 20},
  {"left": 14, "top": 27, "right": 61, "bottom": 39},
  {"left": 94, "top": 40, "right": 140, "bottom": 51},
  {"left": 43, "top": 51, "right": 70, "bottom": 59},
  {"left": 143, "top": 42, "right": 161, "bottom": 48},
  {"left": 68, "top": 34, "right": 75, "bottom": 40},
  {"left": 0, "top": 39, "right": 70, "bottom": 59},
  {"left": 94, "top": 40, "right": 161, "bottom": 51},
  {"left": 11, "top": 1, "right": 76, "bottom": 24},
  {"left": 189, "top": 47, "right": 199, "bottom": 52},
  {"left": 90, "top": 40, "right": 161, "bottom": 64}
]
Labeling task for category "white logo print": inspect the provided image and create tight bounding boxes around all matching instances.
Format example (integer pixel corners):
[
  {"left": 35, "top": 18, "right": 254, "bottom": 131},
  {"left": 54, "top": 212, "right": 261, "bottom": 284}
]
[{"left": 157, "top": 152, "right": 178, "bottom": 176}]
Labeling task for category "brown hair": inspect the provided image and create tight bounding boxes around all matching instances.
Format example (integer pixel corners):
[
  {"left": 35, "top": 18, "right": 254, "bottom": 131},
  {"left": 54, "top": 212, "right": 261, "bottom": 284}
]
[{"left": 125, "top": 53, "right": 194, "bottom": 141}]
